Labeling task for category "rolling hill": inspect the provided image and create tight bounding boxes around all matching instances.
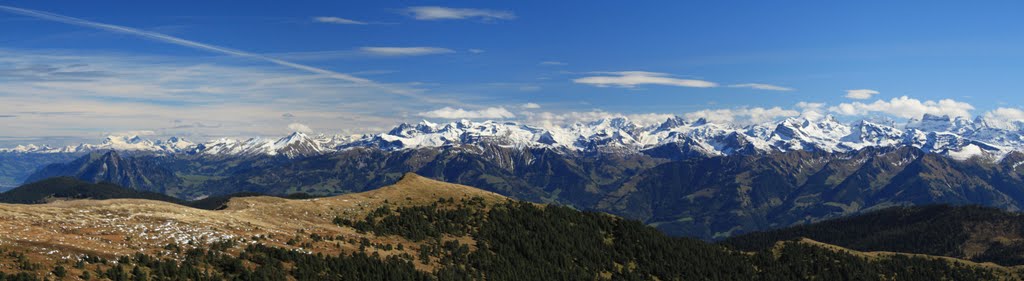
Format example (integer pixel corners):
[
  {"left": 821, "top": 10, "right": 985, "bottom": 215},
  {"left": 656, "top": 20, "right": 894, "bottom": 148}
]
[{"left": 0, "top": 174, "right": 1018, "bottom": 280}]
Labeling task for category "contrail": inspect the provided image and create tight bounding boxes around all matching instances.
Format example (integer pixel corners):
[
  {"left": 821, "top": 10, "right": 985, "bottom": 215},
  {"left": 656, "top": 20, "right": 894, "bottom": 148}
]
[{"left": 0, "top": 5, "right": 465, "bottom": 106}]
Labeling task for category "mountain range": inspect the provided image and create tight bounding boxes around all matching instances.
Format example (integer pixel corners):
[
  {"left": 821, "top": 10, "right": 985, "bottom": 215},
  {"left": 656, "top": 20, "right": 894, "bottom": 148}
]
[
  {"left": 5, "top": 113, "right": 1024, "bottom": 160},
  {"left": 5, "top": 114, "right": 1024, "bottom": 240}
]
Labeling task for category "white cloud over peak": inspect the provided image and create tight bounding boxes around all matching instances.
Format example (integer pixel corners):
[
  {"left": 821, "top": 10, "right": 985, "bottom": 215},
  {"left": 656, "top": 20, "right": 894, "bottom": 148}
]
[
  {"left": 287, "top": 123, "right": 314, "bottom": 133},
  {"left": 405, "top": 6, "right": 515, "bottom": 21},
  {"left": 418, "top": 107, "right": 516, "bottom": 119},
  {"left": 796, "top": 102, "right": 826, "bottom": 111},
  {"left": 540, "top": 61, "right": 567, "bottom": 66},
  {"left": 829, "top": 96, "right": 974, "bottom": 119},
  {"left": 982, "top": 108, "right": 1024, "bottom": 129},
  {"left": 312, "top": 16, "right": 367, "bottom": 25},
  {"left": 523, "top": 110, "right": 674, "bottom": 128},
  {"left": 360, "top": 47, "right": 455, "bottom": 57},
  {"left": 573, "top": 71, "right": 718, "bottom": 88},
  {"left": 845, "top": 89, "right": 880, "bottom": 99},
  {"left": 985, "top": 107, "right": 1024, "bottom": 121},
  {"left": 683, "top": 107, "right": 800, "bottom": 125},
  {"left": 728, "top": 83, "right": 793, "bottom": 91}
]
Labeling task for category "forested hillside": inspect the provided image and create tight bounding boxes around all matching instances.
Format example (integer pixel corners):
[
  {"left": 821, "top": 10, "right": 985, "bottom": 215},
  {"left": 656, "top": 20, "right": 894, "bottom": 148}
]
[{"left": 723, "top": 205, "right": 1024, "bottom": 266}]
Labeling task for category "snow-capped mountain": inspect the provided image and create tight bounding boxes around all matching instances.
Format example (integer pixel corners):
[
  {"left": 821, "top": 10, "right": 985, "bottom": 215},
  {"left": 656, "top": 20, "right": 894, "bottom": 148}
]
[
  {"left": 0, "top": 135, "right": 194, "bottom": 154},
  {"left": 196, "top": 132, "right": 339, "bottom": 158},
  {"left": 4, "top": 114, "right": 1024, "bottom": 160}
]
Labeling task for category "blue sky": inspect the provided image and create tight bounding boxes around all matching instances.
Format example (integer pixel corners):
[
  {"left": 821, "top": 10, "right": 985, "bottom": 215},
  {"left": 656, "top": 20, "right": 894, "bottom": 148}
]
[{"left": 1, "top": 1, "right": 1024, "bottom": 145}]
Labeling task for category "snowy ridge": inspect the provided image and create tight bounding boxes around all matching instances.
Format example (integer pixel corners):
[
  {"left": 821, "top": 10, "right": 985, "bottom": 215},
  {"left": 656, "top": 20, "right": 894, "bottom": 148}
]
[
  {"left": 0, "top": 135, "right": 195, "bottom": 154},
  {"left": 4, "top": 114, "right": 1024, "bottom": 160}
]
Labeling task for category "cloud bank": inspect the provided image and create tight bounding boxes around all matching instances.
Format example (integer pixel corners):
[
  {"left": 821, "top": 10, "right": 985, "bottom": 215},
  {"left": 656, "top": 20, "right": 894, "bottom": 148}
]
[{"left": 829, "top": 96, "right": 974, "bottom": 119}]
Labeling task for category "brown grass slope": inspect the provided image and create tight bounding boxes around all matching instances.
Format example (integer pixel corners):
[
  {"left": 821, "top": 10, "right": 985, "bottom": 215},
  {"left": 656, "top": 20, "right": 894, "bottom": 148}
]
[{"left": 0, "top": 173, "right": 507, "bottom": 273}]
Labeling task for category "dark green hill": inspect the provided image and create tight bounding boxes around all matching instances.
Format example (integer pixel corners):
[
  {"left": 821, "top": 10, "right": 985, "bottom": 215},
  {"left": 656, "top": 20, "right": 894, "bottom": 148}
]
[
  {"left": 0, "top": 177, "right": 320, "bottom": 210},
  {"left": 318, "top": 199, "right": 1011, "bottom": 280},
  {"left": 722, "top": 205, "right": 1024, "bottom": 265},
  {"left": 0, "top": 177, "right": 183, "bottom": 204}
]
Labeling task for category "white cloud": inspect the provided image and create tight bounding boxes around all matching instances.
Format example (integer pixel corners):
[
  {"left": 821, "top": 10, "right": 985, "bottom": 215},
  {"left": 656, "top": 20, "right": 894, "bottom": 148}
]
[
  {"left": 728, "top": 83, "right": 793, "bottom": 91},
  {"left": 624, "top": 113, "right": 678, "bottom": 126},
  {"left": 796, "top": 102, "right": 825, "bottom": 111},
  {"left": 573, "top": 71, "right": 718, "bottom": 88},
  {"left": 683, "top": 107, "right": 800, "bottom": 125},
  {"left": 405, "top": 6, "right": 515, "bottom": 21},
  {"left": 540, "top": 61, "right": 567, "bottom": 66},
  {"left": 795, "top": 102, "right": 828, "bottom": 120},
  {"left": 418, "top": 107, "right": 516, "bottom": 119},
  {"left": 312, "top": 16, "right": 367, "bottom": 25},
  {"left": 523, "top": 111, "right": 675, "bottom": 128},
  {"left": 981, "top": 107, "right": 1024, "bottom": 129},
  {"left": 521, "top": 103, "right": 541, "bottom": 109},
  {"left": 845, "top": 89, "right": 880, "bottom": 99},
  {"left": 359, "top": 47, "right": 455, "bottom": 57},
  {"left": 287, "top": 123, "right": 313, "bottom": 133},
  {"left": 108, "top": 130, "right": 157, "bottom": 137},
  {"left": 829, "top": 96, "right": 975, "bottom": 119},
  {"left": 985, "top": 107, "right": 1024, "bottom": 121},
  {"left": 468, "top": 49, "right": 485, "bottom": 54}
]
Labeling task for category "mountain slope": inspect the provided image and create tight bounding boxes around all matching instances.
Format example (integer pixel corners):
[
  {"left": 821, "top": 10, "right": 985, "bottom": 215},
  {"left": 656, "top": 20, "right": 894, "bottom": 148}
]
[
  {"left": 723, "top": 205, "right": 1024, "bottom": 266},
  {"left": 596, "top": 147, "right": 1024, "bottom": 239},
  {"left": 0, "top": 174, "right": 1014, "bottom": 280},
  {"left": 23, "top": 150, "right": 183, "bottom": 195},
  {"left": 0, "top": 152, "right": 82, "bottom": 191},
  {"left": 23, "top": 144, "right": 1024, "bottom": 240}
]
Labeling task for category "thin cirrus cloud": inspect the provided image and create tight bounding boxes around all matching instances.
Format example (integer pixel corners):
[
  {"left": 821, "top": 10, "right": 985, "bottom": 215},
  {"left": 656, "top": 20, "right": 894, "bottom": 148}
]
[
  {"left": 540, "top": 61, "right": 567, "bottom": 66},
  {"left": 573, "top": 71, "right": 718, "bottom": 88},
  {"left": 405, "top": 6, "right": 515, "bottom": 21},
  {"left": 0, "top": 4, "right": 468, "bottom": 106},
  {"left": 0, "top": 49, "right": 426, "bottom": 143},
  {"left": 360, "top": 47, "right": 456, "bottom": 57},
  {"left": 728, "top": 83, "right": 794, "bottom": 91},
  {"left": 418, "top": 107, "right": 516, "bottom": 119},
  {"left": 312, "top": 16, "right": 367, "bottom": 25}
]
